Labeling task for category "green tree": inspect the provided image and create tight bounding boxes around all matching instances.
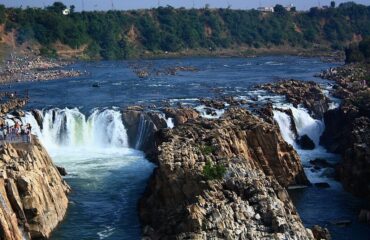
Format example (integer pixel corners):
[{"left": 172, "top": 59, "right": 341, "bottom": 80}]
[
  {"left": 0, "top": 4, "right": 5, "bottom": 24},
  {"left": 46, "top": 2, "right": 67, "bottom": 14}
]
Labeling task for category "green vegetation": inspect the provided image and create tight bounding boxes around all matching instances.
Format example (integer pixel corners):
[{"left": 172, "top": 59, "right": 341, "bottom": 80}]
[
  {"left": 202, "top": 161, "right": 226, "bottom": 180},
  {"left": 199, "top": 145, "right": 216, "bottom": 155},
  {"left": 345, "top": 38, "right": 370, "bottom": 63},
  {"left": 1, "top": 2, "right": 370, "bottom": 59}
]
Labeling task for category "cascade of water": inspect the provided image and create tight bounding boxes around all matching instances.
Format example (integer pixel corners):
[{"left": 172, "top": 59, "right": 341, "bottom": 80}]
[
  {"left": 272, "top": 110, "right": 297, "bottom": 146},
  {"left": 23, "top": 108, "right": 129, "bottom": 149},
  {"left": 289, "top": 107, "right": 324, "bottom": 146},
  {"left": 194, "top": 105, "right": 225, "bottom": 119},
  {"left": 165, "top": 117, "right": 174, "bottom": 129},
  {"left": 158, "top": 113, "right": 174, "bottom": 129},
  {"left": 135, "top": 114, "right": 148, "bottom": 149},
  {"left": 273, "top": 105, "right": 324, "bottom": 148}
]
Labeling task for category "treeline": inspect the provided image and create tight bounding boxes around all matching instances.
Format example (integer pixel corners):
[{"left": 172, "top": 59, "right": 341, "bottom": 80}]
[
  {"left": 345, "top": 38, "right": 370, "bottom": 63},
  {"left": 1, "top": 2, "right": 370, "bottom": 59}
]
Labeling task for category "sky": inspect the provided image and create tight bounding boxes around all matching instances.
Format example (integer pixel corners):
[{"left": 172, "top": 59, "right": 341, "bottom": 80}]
[{"left": 1, "top": 0, "right": 369, "bottom": 11}]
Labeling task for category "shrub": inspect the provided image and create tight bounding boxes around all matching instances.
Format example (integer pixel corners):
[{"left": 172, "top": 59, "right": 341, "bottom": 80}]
[
  {"left": 202, "top": 161, "right": 226, "bottom": 180},
  {"left": 199, "top": 145, "right": 216, "bottom": 155}
]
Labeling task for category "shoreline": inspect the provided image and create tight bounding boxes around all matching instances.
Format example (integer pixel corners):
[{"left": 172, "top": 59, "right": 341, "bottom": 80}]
[
  {"left": 0, "top": 48, "right": 343, "bottom": 86},
  {"left": 0, "top": 54, "right": 84, "bottom": 85}
]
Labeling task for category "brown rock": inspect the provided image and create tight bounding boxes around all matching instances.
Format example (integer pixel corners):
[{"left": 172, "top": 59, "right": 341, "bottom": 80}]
[
  {"left": 0, "top": 139, "right": 70, "bottom": 239},
  {"left": 311, "top": 225, "right": 331, "bottom": 240},
  {"left": 139, "top": 107, "right": 312, "bottom": 239}
]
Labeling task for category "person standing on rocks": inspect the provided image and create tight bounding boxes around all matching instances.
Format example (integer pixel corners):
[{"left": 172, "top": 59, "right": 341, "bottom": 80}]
[{"left": 0, "top": 123, "right": 4, "bottom": 140}]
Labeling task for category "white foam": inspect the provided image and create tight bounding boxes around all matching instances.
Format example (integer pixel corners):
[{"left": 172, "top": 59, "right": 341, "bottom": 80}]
[{"left": 195, "top": 105, "right": 225, "bottom": 119}]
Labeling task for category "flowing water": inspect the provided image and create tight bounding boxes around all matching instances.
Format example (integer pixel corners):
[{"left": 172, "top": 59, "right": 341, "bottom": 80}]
[{"left": 4, "top": 56, "right": 370, "bottom": 239}]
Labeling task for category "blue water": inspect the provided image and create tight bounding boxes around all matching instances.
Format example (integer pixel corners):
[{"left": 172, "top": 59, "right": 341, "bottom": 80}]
[
  {"left": 5, "top": 56, "right": 335, "bottom": 111},
  {"left": 3, "top": 56, "right": 369, "bottom": 239}
]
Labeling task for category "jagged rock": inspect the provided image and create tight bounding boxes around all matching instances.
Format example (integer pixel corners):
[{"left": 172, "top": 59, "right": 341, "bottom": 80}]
[
  {"left": 309, "top": 159, "right": 334, "bottom": 169},
  {"left": 311, "top": 225, "right": 331, "bottom": 240},
  {"left": 163, "top": 107, "right": 199, "bottom": 125},
  {"left": 140, "top": 107, "right": 312, "bottom": 239},
  {"left": 122, "top": 108, "right": 167, "bottom": 157},
  {"left": 56, "top": 166, "right": 67, "bottom": 176},
  {"left": 199, "top": 98, "right": 225, "bottom": 109},
  {"left": 298, "top": 135, "right": 315, "bottom": 150},
  {"left": 260, "top": 80, "right": 330, "bottom": 119},
  {"left": 322, "top": 103, "right": 370, "bottom": 198},
  {"left": 0, "top": 139, "right": 70, "bottom": 239},
  {"left": 31, "top": 109, "right": 44, "bottom": 129}
]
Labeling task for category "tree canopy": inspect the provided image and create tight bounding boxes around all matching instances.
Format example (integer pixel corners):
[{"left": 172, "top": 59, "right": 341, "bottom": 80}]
[{"left": 1, "top": 2, "right": 370, "bottom": 59}]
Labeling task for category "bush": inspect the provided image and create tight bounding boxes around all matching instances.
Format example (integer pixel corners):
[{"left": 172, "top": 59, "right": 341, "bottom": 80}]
[
  {"left": 199, "top": 145, "right": 216, "bottom": 155},
  {"left": 202, "top": 161, "right": 226, "bottom": 180},
  {"left": 39, "top": 47, "right": 57, "bottom": 58}
]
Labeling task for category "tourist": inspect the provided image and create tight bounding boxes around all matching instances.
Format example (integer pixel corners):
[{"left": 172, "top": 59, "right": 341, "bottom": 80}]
[
  {"left": 21, "top": 124, "right": 27, "bottom": 142},
  {"left": 27, "top": 124, "right": 32, "bottom": 143},
  {"left": 0, "top": 124, "right": 4, "bottom": 140}
]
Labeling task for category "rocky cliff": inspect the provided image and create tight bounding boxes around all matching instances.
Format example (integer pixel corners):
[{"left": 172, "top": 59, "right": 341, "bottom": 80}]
[
  {"left": 0, "top": 138, "right": 70, "bottom": 239},
  {"left": 139, "top": 107, "right": 313, "bottom": 239},
  {"left": 260, "top": 80, "right": 330, "bottom": 119},
  {"left": 320, "top": 63, "right": 370, "bottom": 199}
]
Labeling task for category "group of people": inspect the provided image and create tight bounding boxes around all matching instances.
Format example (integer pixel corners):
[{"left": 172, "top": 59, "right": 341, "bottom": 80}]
[{"left": 0, "top": 122, "right": 32, "bottom": 143}]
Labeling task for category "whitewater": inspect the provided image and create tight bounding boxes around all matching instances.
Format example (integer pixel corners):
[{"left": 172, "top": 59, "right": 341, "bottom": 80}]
[
  {"left": 6, "top": 56, "right": 369, "bottom": 240},
  {"left": 22, "top": 108, "right": 154, "bottom": 239}
]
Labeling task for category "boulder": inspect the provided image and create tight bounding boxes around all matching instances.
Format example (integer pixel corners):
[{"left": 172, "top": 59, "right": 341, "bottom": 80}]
[
  {"left": 298, "top": 135, "right": 315, "bottom": 150},
  {"left": 163, "top": 107, "right": 199, "bottom": 125},
  {"left": 56, "top": 166, "right": 67, "bottom": 176},
  {"left": 311, "top": 225, "right": 331, "bottom": 240}
]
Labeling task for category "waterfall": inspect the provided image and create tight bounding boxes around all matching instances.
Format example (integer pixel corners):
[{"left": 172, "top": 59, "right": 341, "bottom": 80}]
[
  {"left": 290, "top": 107, "right": 324, "bottom": 146},
  {"left": 135, "top": 114, "right": 150, "bottom": 149},
  {"left": 158, "top": 113, "right": 174, "bottom": 129},
  {"left": 273, "top": 106, "right": 324, "bottom": 147},
  {"left": 22, "top": 108, "right": 129, "bottom": 150},
  {"left": 273, "top": 110, "right": 297, "bottom": 146},
  {"left": 165, "top": 118, "right": 174, "bottom": 129}
]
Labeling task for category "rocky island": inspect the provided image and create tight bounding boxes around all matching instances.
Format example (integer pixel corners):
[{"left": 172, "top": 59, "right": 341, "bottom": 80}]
[{"left": 138, "top": 107, "right": 314, "bottom": 239}]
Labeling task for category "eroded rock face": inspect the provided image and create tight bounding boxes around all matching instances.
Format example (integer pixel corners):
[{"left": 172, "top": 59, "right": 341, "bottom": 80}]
[
  {"left": 122, "top": 107, "right": 167, "bottom": 157},
  {"left": 0, "top": 138, "right": 70, "bottom": 239},
  {"left": 163, "top": 107, "right": 199, "bottom": 125},
  {"left": 140, "top": 108, "right": 312, "bottom": 239},
  {"left": 260, "top": 80, "right": 330, "bottom": 119},
  {"left": 320, "top": 64, "right": 370, "bottom": 199}
]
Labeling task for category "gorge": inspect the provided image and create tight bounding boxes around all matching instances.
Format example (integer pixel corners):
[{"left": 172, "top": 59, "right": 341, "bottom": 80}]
[{"left": 1, "top": 56, "right": 369, "bottom": 239}]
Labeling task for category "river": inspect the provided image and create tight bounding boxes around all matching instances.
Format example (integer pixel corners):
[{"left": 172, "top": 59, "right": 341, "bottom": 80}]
[{"left": 3, "top": 56, "right": 370, "bottom": 239}]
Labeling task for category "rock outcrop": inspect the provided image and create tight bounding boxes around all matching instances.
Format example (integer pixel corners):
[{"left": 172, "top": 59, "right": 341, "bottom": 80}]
[
  {"left": 122, "top": 106, "right": 167, "bottom": 156},
  {"left": 0, "top": 138, "right": 70, "bottom": 239},
  {"left": 320, "top": 63, "right": 370, "bottom": 198},
  {"left": 140, "top": 108, "right": 312, "bottom": 239},
  {"left": 260, "top": 80, "right": 330, "bottom": 119}
]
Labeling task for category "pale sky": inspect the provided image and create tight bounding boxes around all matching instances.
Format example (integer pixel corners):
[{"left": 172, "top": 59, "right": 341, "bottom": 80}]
[{"left": 1, "top": 0, "right": 369, "bottom": 11}]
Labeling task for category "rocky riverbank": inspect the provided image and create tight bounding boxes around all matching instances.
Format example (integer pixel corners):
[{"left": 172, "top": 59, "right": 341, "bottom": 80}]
[
  {"left": 0, "top": 138, "right": 70, "bottom": 239},
  {"left": 260, "top": 80, "right": 330, "bottom": 119},
  {"left": 138, "top": 107, "right": 322, "bottom": 239},
  {"left": 0, "top": 54, "right": 83, "bottom": 84},
  {"left": 320, "top": 63, "right": 370, "bottom": 199}
]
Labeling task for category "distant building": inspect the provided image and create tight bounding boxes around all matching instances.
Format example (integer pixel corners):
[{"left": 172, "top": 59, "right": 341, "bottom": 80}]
[
  {"left": 257, "top": 6, "right": 274, "bottom": 13},
  {"left": 285, "top": 4, "right": 294, "bottom": 11}
]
